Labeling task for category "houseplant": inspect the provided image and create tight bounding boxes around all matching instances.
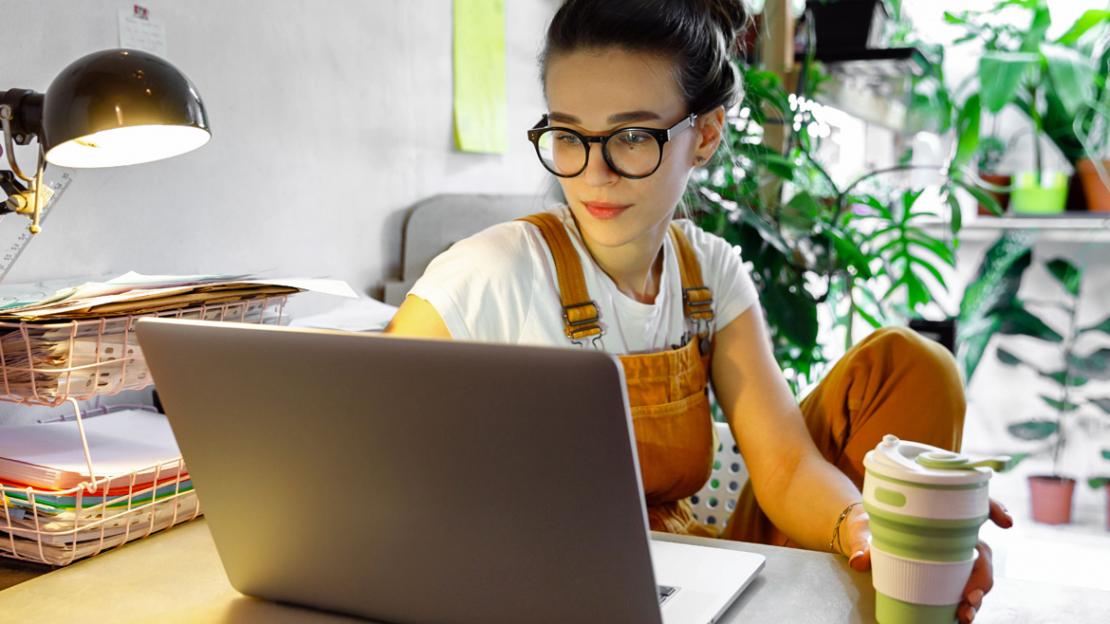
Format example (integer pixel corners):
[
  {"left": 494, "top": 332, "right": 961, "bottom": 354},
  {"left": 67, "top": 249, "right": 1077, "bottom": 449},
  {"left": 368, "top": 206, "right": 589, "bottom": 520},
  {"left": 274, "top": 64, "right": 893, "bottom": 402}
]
[
  {"left": 689, "top": 58, "right": 979, "bottom": 393},
  {"left": 946, "top": 2, "right": 1110, "bottom": 213},
  {"left": 959, "top": 240, "right": 1110, "bottom": 524},
  {"left": 975, "top": 135, "right": 1011, "bottom": 216}
]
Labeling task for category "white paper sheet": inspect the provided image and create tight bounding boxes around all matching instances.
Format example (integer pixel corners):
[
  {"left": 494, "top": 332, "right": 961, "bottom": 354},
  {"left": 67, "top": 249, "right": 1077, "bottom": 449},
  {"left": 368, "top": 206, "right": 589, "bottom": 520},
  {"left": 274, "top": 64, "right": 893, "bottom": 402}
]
[
  {"left": 0, "top": 409, "right": 181, "bottom": 489},
  {"left": 289, "top": 297, "right": 398, "bottom": 332}
]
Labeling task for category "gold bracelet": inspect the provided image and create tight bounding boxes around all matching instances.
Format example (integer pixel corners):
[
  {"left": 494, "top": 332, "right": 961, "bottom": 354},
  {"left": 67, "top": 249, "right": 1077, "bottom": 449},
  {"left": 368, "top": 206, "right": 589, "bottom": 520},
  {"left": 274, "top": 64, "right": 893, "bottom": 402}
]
[{"left": 829, "top": 501, "right": 862, "bottom": 556}]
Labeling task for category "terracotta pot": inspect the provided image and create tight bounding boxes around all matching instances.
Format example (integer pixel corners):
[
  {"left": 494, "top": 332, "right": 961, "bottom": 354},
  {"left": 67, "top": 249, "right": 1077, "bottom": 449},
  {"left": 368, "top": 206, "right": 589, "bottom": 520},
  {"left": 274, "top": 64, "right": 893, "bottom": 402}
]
[
  {"left": 1076, "top": 159, "right": 1110, "bottom": 212},
  {"left": 977, "top": 173, "right": 1011, "bottom": 216},
  {"left": 1028, "top": 475, "right": 1076, "bottom": 525}
]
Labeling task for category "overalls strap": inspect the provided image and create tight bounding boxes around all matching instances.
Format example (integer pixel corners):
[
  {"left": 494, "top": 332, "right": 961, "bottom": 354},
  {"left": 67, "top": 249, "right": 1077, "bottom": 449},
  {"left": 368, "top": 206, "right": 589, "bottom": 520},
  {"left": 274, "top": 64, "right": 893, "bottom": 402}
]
[
  {"left": 518, "top": 213, "right": 715, "bottom": 346},
  {"left": 517, "top": 213, "right": 603, "bottom": 345},
  {"left": 667, "top": 224, "right": 715, "bottom": 341}
]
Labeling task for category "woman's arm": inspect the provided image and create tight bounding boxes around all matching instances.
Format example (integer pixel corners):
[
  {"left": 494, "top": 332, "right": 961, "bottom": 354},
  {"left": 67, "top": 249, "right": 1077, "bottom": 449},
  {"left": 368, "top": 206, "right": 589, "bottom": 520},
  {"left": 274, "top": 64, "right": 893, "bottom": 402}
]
[
  {"left": 711, "top": 304, "right": 862, "bottom": 553},
  {"left": 384, "top": 295, "right": 453, "bottom": 339}
]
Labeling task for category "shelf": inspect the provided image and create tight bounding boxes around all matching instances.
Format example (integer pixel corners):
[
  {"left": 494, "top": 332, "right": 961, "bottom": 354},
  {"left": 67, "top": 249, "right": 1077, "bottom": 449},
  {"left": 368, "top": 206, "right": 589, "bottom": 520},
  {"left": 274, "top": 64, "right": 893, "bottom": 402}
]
[
  {"left": 959, "top": 215, "right": 1110, "bottom": 243},
  {"left": 921, "top": 214, "right": 1110, "bottom": 244}
]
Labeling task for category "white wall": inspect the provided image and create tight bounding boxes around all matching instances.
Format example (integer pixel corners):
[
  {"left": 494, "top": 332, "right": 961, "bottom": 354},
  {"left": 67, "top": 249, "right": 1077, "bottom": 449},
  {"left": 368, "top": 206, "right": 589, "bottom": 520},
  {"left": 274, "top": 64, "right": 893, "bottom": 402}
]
[
  {"left": 1, "top": 0, "right": 555, "bottom": 303},
  {"left": 0, "top": 0, "right": 557, "bottom": 424}
]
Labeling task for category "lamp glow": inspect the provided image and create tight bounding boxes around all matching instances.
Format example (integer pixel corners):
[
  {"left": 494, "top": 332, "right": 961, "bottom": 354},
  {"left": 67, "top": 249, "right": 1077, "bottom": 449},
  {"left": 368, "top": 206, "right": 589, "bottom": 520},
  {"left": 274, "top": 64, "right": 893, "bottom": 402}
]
[{"left": 45, "top": 124, "right": 211, "bottom": 168}]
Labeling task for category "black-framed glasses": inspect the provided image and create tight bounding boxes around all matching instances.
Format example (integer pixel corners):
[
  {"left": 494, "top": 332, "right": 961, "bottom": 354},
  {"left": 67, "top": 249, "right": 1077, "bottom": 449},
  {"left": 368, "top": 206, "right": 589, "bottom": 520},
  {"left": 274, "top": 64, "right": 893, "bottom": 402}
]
[{"left": 526, "top": 114, "right": 697, "bottom": 179}]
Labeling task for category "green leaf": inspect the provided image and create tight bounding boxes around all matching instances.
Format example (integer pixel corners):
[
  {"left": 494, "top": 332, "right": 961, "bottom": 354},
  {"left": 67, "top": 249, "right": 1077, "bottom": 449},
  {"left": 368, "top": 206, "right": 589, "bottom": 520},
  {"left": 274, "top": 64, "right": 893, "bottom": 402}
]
[
  {"left": 943, "top": 11, "right": 968, "bottom": 25},
  {"left": 1007, "top": 420, "right": 1058, "bottom": 441},
  {"left": 1103, "top": 449, "right": 1110, "bottom": 461},
  {"left": 1068, "top": 348, "right": 1110, "bottom": 381},
  {"left": 1042, "top": 370, "right": 1089, "bottom": 387},
  {"left": 1057, "top": 10, "right": 1110, "bottom": 46},
  {"left": 997, "top": 304, "right": 1064, "bottom": 342},
  {"left": 1045, "top": 257, "right": 1082, "bottom": 297},
  {"left": 1007, "top": 451, "right": 1032, "bottom": 469},
  {"left": 957, "top": 234, "right": 1033, "bottom": 381},
  {"left": 1042, "top": 43, "right": 1097, "bottom": 118},
  {"left": 945, "top": 190, "right": 963, "bottom": 234},
  {"left": 734, "top": 204, "right": 792, "bottom": 257},
  {"left": 821, "top": 227, "right": 873, "bottom": 279},
  {"left": 1022, "top": 2, "right": 1052, "bottom": 52},
  {"left": 854, "top": 304, "right": 883, "bottom": 329},
  {"left": 900, "top": 189, "right": 926, "bottom": 219},
  {"left": 1040, "top": 395, "right": 1081, "bottom": 413},
  {"left": 997, "top": 346, "right": 1024, "bottom": 366},
  {"left": 1090, "top": 476, "right": 1110, "bottom": 489},
  {"left": 1079, "top": 313, "right": 1110, "bottom": 336},
  {"left": 979, "top": 52, "right": 1038, "bottom": 114},
  {"left": 953, "top": 178, "right": 1002, "bottom": 216},
  {"left": 1092, "top": 398, "right": 1110, "bottom": 415},
  {"left": 762, "top": 153, "right": 796, "bottom": 180},
  {"left": 953, "top": 94, "right": 981, "bottom": 167},
  {"left": 906, "top": 236, "right": 956, "bottom": 265},
  {"left": 762, "top": 283, "right": 819, "bottom": 350},
  {"left": 909, "top": 256, "right": 950, "bottom": 291},
  {"left": 782, "top": 192, "right": 821, "bottom": 231}
]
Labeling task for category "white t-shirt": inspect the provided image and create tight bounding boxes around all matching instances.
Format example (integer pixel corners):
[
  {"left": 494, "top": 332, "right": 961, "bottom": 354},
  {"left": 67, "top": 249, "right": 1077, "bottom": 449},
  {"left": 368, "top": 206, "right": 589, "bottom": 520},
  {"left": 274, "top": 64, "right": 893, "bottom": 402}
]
[{"left": 409, "top": 205, "right": 759, "bottom": 354}]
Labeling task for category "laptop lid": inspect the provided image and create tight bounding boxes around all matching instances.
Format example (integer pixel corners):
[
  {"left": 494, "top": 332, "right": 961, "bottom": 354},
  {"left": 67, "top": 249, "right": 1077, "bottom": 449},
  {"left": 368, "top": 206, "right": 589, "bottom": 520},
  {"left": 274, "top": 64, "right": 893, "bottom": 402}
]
[{"left": 137, "top": 318, "right": 666, "bottom": 624}]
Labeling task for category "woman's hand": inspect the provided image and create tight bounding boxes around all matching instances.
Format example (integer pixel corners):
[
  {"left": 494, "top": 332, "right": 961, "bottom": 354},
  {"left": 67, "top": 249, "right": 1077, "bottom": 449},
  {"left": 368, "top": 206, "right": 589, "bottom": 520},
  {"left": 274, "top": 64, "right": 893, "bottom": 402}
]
[
  {"left": 955, "top": 499, "right": 1013, "bottom": 623},
  {"left": 840, "top": 498, "right": 1014, "bottom": 624}
]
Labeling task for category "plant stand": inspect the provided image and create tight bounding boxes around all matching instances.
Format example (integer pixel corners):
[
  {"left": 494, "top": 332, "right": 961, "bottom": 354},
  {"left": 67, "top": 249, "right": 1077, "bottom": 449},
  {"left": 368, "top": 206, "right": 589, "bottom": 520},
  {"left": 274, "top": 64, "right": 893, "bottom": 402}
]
[{"left": 1028, "top": 475, "right": 1076, "bottom": 525}]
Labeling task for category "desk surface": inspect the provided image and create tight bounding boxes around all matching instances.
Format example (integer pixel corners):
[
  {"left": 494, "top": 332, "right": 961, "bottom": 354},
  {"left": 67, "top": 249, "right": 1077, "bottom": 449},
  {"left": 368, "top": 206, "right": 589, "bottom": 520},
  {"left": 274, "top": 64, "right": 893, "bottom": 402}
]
[{"left": 0, "top": 519, "right": 1106, "bottom": 623}]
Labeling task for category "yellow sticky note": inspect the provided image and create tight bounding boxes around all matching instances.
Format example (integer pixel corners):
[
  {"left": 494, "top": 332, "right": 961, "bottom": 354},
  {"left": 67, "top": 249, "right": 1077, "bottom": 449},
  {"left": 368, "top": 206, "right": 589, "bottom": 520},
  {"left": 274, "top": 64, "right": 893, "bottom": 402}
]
[{"left": 453, "top": 0, "right": 507, "bottom": 153}]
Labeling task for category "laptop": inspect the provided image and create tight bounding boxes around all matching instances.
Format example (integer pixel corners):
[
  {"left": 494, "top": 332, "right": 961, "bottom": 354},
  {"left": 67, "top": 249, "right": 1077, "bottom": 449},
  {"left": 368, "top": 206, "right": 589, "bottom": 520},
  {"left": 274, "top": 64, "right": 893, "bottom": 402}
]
[{"left": 136, "top": 318, "right": 764, "bottom": 624}]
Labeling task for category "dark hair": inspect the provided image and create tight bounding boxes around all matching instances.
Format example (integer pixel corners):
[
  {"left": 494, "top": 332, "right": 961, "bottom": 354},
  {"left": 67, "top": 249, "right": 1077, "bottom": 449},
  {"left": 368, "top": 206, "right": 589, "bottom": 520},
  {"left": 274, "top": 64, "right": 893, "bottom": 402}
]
[{"left": 540, "top": 0, "right": 747, "bottom": 115}]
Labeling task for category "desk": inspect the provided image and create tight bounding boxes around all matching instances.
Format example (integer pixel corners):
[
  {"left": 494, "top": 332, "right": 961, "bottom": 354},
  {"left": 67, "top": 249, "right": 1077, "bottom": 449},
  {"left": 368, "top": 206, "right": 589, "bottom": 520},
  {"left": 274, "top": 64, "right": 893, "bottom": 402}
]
[{"left": 0, "top": 519, "right": 1107, "bottom": 623}]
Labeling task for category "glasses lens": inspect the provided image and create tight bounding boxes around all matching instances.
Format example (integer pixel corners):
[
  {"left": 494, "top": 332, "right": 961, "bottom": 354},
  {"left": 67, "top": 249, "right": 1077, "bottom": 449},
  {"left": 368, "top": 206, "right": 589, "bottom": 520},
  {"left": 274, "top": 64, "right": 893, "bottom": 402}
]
[
  {"left": 606, "top": 129, "right": 661, "bottom": 177},
  {"left": 536, "top": 129, "right": 586, "bottom": 176}
]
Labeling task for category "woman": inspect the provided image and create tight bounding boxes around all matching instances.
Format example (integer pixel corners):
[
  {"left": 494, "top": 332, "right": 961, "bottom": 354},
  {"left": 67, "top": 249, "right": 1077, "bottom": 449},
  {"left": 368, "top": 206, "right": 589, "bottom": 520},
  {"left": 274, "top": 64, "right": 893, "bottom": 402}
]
[{"left": 388, "top": 1, "right": 1009, "bottom": 621}]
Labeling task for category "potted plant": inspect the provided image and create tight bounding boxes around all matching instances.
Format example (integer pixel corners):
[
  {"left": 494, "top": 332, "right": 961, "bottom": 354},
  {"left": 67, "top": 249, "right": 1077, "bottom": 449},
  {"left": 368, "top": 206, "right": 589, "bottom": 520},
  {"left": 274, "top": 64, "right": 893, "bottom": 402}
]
[
  {"left": 947, "top": 3, "right": 1110, "bottom": 214},
  {"left": 975, "top": 135, "right": 1011, "bottom": 216},
  {"left": 959, "top": 242, "right": 1110, "bottom": 524}
]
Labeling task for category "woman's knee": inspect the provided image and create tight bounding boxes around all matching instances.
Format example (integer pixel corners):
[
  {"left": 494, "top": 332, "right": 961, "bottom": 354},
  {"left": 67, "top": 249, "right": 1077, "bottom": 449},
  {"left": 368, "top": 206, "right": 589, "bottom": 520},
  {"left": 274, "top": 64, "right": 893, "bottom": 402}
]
[{"left": 862, "top": 326, "right": 966, "bottom": 412}]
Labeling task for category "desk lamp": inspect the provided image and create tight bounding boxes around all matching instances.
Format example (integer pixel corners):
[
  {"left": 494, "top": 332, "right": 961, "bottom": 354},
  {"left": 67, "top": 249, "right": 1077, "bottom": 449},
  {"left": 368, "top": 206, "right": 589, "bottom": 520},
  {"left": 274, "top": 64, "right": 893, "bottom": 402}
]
[{"left": 0, "top": 49, "right": 210, "bottom": 233}]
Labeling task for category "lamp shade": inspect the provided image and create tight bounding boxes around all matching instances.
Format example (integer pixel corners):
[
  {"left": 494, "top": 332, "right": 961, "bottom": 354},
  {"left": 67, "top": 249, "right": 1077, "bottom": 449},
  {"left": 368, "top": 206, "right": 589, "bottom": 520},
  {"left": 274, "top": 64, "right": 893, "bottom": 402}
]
[{"left": 42, "top": 49, "right": 210, "bottom": 168}]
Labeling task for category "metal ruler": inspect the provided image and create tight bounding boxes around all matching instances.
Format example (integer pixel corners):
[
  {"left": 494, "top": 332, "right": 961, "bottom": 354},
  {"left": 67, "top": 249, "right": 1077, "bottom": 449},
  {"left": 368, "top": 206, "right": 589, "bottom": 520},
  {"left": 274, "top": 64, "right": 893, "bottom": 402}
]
[{"left": 0, "top": 171, "right": 72, "bottom": 283}]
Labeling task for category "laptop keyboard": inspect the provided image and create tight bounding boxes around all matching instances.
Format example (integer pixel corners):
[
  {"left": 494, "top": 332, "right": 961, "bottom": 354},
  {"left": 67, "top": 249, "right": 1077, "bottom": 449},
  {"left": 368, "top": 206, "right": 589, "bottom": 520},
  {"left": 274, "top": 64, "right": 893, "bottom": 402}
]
[{"left": 657, "top": 584, "right": 678, "bottom": 606}]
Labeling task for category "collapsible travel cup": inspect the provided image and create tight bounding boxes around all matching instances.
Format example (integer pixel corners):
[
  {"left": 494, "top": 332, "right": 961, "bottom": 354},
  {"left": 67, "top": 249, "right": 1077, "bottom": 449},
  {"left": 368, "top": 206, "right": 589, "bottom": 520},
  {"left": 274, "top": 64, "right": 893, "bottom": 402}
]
[{"left": 863, "top": 435, "right": 1004, "bottom": 624}]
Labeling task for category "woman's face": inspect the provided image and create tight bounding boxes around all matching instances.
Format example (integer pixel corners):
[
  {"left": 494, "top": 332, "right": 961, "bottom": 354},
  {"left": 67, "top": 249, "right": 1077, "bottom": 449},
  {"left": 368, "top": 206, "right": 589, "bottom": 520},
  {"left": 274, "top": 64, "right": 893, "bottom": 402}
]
[{"left": 543, "top": 47, "right": 710, "bottom": 251}]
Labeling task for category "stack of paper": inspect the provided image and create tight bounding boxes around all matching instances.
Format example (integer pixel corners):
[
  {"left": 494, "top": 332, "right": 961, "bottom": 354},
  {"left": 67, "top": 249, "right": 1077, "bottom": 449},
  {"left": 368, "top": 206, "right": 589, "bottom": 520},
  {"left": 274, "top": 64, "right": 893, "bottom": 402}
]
[
  {"left": 0, "top": 273, "right": 357, "bottom": 405},
  {"left": 0, "top": 272, "right": 356, "bottom": 320},
  {"left": 0, "top": 408, "right": 199, "bottom": 564},
  {"left": 0, "top": 408, "right": 183, "bottom": 489}
]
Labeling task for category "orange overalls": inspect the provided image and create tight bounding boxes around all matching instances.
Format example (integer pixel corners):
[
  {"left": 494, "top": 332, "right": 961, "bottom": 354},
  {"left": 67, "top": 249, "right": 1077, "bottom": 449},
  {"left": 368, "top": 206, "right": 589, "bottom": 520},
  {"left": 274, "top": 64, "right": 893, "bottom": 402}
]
[
  {"left": 520, "top": 213, "right": 719, "bottom": 537},
  {"left": 519, "top": 213, "right": 967, "bottom": 546}
]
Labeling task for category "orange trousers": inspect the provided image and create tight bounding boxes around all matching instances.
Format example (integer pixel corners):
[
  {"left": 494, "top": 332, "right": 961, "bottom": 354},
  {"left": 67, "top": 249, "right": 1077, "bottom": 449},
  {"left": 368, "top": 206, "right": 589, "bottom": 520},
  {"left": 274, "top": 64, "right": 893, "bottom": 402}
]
[{"left": 721, "top": 326, "right": 967, "bottom": 545}]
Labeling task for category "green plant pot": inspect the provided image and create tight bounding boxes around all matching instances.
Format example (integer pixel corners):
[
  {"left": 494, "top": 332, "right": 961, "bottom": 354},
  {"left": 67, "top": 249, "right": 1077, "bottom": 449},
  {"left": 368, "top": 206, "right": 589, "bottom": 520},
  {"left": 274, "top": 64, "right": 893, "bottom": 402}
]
[{"left": 1010, "top": 172, "right": 1068, "bottom": 215}]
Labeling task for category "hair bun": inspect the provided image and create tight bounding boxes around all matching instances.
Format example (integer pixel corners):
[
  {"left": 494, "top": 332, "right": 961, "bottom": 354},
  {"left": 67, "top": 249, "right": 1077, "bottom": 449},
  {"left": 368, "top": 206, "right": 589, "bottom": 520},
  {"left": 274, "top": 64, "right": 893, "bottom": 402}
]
[{"left": 701, "top": 0, "right": 748, "bottom": 38}]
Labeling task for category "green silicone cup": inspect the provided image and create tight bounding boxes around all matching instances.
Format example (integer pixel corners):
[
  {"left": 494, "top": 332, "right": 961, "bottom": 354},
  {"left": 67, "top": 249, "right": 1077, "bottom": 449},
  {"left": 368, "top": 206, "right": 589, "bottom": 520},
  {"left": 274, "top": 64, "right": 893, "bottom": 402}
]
[{"left": 876, "top": 593, "right": 958, "bottom": 624}]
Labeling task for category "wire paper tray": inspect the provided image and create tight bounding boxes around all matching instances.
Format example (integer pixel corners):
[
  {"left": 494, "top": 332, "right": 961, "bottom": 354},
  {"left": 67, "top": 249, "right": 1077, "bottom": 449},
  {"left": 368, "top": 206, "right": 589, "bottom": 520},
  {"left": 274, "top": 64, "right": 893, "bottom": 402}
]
[
  {"left": 0, "top": 450, "right": 199, "bottom": 567},
  {"left": 0, "top": 294, "right": 287, "bottom": 406}
]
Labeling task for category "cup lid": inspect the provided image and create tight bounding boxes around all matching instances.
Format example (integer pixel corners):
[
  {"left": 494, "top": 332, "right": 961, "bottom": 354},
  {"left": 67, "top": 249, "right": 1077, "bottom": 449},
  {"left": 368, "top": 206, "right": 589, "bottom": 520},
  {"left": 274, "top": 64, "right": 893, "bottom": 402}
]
[{"left": 863, "top": 435, "right": 993, "bottom": 486}]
